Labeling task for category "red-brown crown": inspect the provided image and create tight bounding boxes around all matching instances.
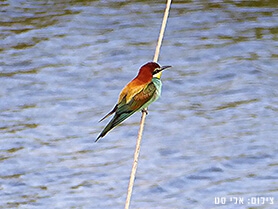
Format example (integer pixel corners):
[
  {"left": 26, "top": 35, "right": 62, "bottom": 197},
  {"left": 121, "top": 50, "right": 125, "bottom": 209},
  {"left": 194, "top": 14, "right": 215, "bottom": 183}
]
[
  {"left": 135, "top": 62, "right": 160, "bottom": 82},
  {"left": 140, "top": 62, "right": 161, "bottom": 74}
]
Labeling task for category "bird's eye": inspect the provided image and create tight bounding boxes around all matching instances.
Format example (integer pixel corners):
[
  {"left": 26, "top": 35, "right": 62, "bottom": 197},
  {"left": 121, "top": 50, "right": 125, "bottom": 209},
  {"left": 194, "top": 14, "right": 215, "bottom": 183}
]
[{"left": 153, "top": 68, "right": 160, "bottom": 75}]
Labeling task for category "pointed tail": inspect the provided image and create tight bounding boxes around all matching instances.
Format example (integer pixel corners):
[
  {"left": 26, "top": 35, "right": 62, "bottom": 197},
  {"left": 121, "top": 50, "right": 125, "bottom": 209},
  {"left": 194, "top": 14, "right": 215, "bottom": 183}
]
[
  {"left": 99, "top": 105, "right": 117, "bottom": 122},
  {"left": 95, "top": 111, "right": 135, "bottom": 142}
]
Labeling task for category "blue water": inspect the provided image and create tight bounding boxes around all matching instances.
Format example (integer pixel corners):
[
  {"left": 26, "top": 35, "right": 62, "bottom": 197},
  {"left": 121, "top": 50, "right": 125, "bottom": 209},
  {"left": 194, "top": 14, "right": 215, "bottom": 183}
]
[{"left": 1, "top": 1, "right": 278, "bottom": 208}]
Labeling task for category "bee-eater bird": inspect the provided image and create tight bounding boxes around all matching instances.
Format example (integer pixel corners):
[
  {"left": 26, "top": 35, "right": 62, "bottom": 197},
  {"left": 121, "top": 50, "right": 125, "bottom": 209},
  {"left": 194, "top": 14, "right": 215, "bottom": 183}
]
[{"left": 96, "top": 62, "right": 171, "bottom": 142}]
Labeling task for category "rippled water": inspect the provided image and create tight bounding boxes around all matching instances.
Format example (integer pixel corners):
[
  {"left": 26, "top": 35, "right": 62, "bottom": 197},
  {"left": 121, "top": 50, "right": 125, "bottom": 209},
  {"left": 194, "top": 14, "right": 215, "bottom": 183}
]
[{"left": 1, "top": 0, "right": 278, "bottom": 208}]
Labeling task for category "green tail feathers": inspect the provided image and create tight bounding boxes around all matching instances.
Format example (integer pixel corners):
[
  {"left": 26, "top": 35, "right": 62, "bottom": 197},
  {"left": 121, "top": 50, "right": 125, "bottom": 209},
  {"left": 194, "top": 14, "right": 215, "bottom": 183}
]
[{"left": 95, "top": 111, "right": 135, "bottom": 142}]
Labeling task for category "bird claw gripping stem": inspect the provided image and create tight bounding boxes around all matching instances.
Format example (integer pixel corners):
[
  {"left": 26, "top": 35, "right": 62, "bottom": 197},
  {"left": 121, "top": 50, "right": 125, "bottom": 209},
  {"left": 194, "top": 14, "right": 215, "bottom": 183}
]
[{"left": 141, "top": 108, "right": 148, "bottom": 115}]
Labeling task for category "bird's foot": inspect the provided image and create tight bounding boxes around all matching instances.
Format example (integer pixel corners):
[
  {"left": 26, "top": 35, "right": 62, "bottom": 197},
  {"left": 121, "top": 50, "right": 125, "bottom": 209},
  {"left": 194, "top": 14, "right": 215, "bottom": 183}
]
[{"left": 142, "top": 108, "right": 148, "bottom": 115}]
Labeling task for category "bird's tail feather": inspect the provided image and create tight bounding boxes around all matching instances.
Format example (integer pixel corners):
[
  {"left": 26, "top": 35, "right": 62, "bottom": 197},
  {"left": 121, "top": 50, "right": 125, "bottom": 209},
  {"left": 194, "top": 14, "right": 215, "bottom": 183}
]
[
  {"left": 95, "top": 111, "right": 135, "bottom": 142},
  {"left": 99, "top": 105, "right": 117, "bottom": 122}
]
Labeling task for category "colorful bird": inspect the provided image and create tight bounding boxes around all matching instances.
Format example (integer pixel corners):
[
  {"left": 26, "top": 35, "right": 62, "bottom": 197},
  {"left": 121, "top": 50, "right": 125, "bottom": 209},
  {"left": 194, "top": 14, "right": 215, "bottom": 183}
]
[{"left": 96, "top": 62, "right": 171, "bottom": 142}]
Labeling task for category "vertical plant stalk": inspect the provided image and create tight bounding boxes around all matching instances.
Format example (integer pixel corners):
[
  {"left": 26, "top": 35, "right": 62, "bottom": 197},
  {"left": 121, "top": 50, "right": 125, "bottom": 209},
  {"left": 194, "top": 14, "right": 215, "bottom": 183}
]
[{"left": 124, "top": 1, "right": 172, "bottom": 209}]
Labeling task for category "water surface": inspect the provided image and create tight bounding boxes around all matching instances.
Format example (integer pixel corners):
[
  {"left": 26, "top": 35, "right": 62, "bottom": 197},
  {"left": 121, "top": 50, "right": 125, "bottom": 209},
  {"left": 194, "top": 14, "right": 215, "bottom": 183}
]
[{"left": 1, "top": 0, "right": 278, "bottom": 208}]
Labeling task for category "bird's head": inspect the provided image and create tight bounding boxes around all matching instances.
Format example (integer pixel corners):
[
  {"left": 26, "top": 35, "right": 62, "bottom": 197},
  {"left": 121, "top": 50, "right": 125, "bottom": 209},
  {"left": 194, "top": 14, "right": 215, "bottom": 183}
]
[{"left": 139, "top": 62, "right": 171, "bottom": 79}]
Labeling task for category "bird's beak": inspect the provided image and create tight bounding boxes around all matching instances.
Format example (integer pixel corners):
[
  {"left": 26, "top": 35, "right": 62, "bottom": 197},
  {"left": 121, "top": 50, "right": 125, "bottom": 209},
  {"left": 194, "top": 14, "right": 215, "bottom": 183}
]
[
  {"left": 153, "top": 65, "right": 172, "bottom": 75},
  {"left": 161, "top": 65, "right": 172, "bottom": 71}
]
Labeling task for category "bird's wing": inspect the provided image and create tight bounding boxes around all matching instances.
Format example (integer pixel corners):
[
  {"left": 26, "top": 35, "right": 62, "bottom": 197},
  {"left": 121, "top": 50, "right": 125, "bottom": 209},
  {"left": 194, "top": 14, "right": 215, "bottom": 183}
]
[
  {"left": 96, "top": 82, "right": 157, "bottom": 141},
  {"left": 99, "top": 81, "right": 150, "bottom": 123},
  {"left": 118, "top": 78, "right": 150, "bottom": 104},
  {"left": 117, "top": 82, "right": 157, "bottom": 114}
]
